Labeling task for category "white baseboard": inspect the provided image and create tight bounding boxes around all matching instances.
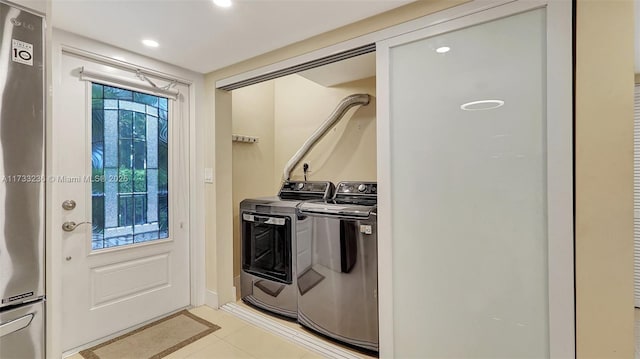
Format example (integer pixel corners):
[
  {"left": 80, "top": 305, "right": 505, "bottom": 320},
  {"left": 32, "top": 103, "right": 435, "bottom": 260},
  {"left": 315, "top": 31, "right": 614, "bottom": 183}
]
[
  {"left": 221, "top": 303, "right": 363, "bottom": 359},
  {"left": 234, "top": 275, "right": 240, "bottom": 300},
  {"left": 205, "top": 290, "right": 219, "bottom": 309}
]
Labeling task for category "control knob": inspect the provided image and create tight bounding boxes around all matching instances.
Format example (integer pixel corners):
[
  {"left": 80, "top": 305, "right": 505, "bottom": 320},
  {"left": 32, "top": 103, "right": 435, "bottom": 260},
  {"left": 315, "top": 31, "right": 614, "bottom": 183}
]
[
  {"left": 357, "top": 184, "right": 367, "bottom": 192},
  {"left": 297, "top": 182, "right": 305, "bottom": 190}
]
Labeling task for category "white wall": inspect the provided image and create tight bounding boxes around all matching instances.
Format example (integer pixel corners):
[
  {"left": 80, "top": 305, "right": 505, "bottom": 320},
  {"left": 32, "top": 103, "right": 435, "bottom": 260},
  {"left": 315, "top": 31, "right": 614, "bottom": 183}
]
[
  {"left": 273, "top": 75, "right": 377, "bottom": 186},
  {"left": 635, "top": 0, "right": 639, "bottom": 74},
  {"left": 575, "top": 0, "right": 635, "bottom": 357},
  {"left": 231, "top": 81, "right": 276, "bottom": 284}
]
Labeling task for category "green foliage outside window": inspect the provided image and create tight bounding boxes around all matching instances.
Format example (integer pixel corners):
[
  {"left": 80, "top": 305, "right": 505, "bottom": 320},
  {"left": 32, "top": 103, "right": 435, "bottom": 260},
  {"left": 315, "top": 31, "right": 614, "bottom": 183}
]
[{"left": 91, "top": 83, "right": 169, "bottom": 250}]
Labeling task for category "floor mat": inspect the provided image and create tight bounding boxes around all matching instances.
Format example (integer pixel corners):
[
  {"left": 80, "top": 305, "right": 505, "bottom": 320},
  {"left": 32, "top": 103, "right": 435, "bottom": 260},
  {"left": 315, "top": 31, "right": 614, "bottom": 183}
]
[{"left": 79, "top": 310, "right": 220, "bottom": 359}]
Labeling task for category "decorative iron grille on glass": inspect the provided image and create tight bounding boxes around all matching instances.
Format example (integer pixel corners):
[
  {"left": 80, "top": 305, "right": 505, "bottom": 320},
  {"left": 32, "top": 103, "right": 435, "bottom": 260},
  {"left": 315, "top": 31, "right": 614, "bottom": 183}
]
[{"left": 91, "top": 83, "right": 169, "bottom": 249}]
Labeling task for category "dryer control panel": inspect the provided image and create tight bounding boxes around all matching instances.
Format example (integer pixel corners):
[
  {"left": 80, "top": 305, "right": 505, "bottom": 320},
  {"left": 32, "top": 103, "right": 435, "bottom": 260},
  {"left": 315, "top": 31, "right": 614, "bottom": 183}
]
[{"left": 278, "top": 181, "right": 334, "bottom": 200}]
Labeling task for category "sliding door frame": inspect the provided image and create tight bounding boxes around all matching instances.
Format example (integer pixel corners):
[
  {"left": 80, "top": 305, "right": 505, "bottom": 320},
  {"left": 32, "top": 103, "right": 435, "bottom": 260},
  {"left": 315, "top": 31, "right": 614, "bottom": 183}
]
[{"left": 376, "top": 1, "right": 573, "bottom": 357}]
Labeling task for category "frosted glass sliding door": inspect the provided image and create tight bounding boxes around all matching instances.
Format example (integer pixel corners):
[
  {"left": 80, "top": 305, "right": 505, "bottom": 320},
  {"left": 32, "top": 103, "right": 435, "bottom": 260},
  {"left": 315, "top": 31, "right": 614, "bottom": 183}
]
[{"left": 377, "top": 5, "right": 572, "bottom": 358}]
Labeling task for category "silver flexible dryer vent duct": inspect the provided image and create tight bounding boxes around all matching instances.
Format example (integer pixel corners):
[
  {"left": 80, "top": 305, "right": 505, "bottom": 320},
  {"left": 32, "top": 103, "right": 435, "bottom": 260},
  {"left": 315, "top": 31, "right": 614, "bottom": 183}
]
[{"left": 283, "top": 93, "right": 371, "bottom": 181}]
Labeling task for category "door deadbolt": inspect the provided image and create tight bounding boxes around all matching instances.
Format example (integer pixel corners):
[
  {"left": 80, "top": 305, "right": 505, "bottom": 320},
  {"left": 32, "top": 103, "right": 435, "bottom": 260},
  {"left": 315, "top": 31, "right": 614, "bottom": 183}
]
[{"left": 62, "top": 200, "right": 76, "bottom": 210}]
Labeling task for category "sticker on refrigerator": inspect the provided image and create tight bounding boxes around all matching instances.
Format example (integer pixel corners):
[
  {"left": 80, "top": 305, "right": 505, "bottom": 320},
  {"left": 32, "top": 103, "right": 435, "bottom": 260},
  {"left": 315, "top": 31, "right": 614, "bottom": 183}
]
[{"left": 11, "top": 39, "right": 33, "bottom": 66}]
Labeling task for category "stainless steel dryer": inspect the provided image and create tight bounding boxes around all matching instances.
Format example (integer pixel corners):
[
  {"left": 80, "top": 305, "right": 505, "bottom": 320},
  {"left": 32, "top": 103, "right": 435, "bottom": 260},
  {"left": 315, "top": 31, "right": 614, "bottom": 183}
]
[
  {"left": 296, "top": 181, "right": 378, "bottom": 352},
  {"left": 240, "top": 181, "right": 333, "bottom": 318}
]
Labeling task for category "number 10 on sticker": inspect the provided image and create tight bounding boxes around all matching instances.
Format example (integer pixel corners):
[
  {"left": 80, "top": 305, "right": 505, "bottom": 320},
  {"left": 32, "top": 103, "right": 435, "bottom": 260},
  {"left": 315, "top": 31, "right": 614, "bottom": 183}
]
[{"left": 11, "top": 39, "right": 33, "bottom": 66}]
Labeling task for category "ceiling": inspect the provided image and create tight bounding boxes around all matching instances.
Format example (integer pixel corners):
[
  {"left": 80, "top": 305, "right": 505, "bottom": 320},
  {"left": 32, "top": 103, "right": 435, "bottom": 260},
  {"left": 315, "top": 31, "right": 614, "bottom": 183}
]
[
  {"left": 298, "top": 52, "right": 375, "bottom": 87},
  {"left": 51, "top": 0, "right": 411, "bottom": 74}
]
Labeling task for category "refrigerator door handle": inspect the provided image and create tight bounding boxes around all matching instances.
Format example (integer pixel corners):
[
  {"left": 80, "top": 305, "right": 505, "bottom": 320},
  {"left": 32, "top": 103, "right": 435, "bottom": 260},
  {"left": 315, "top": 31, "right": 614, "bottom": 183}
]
[{"left": 0, "top": 314, "right": 34, "bottom": 338}]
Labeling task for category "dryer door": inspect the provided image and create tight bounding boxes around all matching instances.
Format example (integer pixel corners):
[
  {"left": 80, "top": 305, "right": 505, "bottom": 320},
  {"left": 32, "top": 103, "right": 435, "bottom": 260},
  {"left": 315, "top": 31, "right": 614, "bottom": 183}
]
[{"left": 242, "top": 213, "right": 293, "bottom": 284}]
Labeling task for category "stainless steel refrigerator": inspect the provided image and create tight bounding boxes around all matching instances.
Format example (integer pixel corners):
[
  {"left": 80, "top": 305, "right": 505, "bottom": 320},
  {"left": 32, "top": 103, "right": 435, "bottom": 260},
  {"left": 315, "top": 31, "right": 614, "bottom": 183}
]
[{"left": 0, "top": 1, "right": 46, "bottom": 358}]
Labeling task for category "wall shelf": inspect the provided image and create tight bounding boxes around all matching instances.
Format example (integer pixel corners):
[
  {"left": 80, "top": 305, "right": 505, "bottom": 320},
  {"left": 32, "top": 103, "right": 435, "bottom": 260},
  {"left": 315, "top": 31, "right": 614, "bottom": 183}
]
[{"left": 232, "top": 134, "right": 259, "bottom": 143}]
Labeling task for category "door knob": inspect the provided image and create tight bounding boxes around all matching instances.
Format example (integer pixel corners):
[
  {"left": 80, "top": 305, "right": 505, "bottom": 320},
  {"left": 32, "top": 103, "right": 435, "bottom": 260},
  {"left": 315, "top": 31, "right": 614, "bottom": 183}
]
[
  {"left": 62, "top": 200, "right": 76, "bottom": 210},
  {"left": 62, "top": 221, "right": 92, "bottom": 232}
]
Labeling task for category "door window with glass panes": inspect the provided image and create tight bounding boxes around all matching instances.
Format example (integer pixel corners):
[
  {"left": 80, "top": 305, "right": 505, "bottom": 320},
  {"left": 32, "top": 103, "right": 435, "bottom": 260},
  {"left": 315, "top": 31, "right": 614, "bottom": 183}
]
[{"left": 91, "top": 83, "right": 169, "bottom": 250}]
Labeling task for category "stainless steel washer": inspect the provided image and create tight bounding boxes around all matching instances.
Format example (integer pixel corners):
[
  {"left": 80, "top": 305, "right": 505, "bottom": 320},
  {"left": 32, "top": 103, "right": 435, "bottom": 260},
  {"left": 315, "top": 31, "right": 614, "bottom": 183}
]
[
  {"left": 240, "top": 181, "right": 333, "bottom": 319},
  {"left": 296, "top": 182, "right": 378, "bottom": 352}
]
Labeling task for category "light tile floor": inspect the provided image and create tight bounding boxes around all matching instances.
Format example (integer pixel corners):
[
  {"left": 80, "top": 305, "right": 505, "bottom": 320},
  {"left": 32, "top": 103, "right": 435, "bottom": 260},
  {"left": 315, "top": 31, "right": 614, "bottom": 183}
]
[
  {"left": 66, "top": 305, "right": 366, "bottom": 359},
  {"left": 233, "top": 301, "right": 376, "bottom": 359}
]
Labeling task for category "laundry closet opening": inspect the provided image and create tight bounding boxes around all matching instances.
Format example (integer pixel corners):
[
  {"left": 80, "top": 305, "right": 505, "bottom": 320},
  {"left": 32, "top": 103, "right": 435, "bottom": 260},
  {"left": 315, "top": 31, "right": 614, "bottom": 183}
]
[{"left": 230, "top": 52, "right": 377, "bottom": 299}]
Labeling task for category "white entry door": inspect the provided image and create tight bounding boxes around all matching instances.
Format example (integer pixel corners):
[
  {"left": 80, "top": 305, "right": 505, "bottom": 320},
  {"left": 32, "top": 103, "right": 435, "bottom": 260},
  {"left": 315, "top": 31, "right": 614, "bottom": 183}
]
[{"left": 54, "top": 51, "right": 190, "bottom": 352}]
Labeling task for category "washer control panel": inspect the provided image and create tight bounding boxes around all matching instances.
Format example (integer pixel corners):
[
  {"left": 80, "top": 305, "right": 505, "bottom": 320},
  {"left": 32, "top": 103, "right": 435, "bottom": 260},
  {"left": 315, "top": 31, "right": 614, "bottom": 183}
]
[
  {"left": 336, "top": 182, "right": 377, "bottom": 195},
  {"left": 333, "top": 182, "right": 377, "bottom": 205}
]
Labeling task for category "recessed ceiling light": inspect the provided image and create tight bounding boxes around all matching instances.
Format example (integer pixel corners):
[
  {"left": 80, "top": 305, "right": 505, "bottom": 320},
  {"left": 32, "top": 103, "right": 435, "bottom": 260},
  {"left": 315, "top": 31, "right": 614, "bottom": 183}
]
[
  {"left": 213, "top": 0, "right": 232, "bottom": 7},
  {"left": 436, "top": 46, "right": 450, "bottom": 54},
  {"left": 460, "top": 100, "right": 505, "bottom": 111},
  {"left": 142, "top": 39, "right": 159, "bottom": 48}
]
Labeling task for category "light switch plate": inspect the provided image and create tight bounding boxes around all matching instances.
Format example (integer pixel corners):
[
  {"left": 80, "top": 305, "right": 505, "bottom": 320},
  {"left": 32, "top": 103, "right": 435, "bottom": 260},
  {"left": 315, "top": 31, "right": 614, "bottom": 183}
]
[{"left": 204, "top": 168, "right": 214, "bottom": 183}]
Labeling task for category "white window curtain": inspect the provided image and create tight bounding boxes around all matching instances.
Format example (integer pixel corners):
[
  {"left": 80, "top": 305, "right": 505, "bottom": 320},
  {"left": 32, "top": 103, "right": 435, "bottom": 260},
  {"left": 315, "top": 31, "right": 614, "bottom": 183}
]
[{"left": 78, "top": 66, "right": 179, "bottom": 100}]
